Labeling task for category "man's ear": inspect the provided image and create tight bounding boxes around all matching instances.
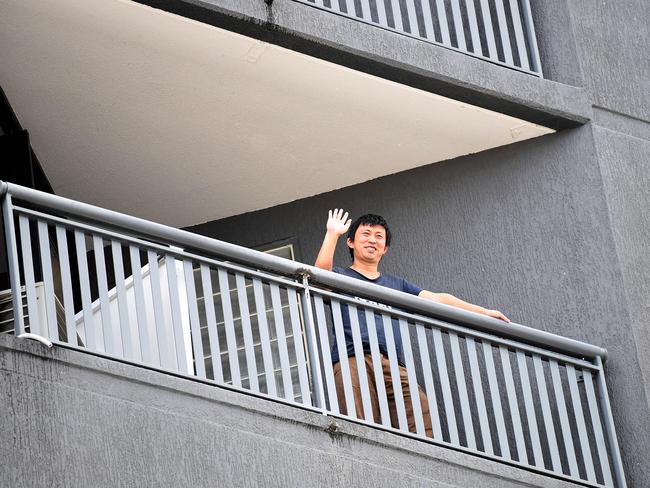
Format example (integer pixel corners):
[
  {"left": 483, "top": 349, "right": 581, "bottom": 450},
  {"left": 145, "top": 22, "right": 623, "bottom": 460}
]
[{"left": 346, "top": 237, "right": 354, "bottom": 249}]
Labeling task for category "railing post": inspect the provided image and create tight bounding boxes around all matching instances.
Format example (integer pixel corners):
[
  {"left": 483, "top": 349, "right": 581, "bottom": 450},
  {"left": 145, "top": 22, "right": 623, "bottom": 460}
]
[
  {"left": 595, "top": 356, "right": 627, "bottom": 488},
  {"left": 299, "top": 273, "right": 326, "bottom": 411},
  {"left": 1, "top": 189, "right": 25, "bottom": 335}
]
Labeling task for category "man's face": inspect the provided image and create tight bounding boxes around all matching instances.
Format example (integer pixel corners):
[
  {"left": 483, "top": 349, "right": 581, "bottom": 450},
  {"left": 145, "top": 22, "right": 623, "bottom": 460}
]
[{"left": 347, "top": 224, "right": 389, "bottom": 263}]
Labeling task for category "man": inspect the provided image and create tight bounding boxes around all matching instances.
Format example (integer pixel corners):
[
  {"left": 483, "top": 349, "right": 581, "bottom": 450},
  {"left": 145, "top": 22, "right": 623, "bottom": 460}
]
[{"left": 314, "top": 208, "right": 510, "bottom": 436}]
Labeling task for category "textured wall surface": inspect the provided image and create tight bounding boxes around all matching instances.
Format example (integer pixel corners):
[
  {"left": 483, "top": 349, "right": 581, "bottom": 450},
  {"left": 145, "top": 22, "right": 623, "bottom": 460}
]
[
  {"left": 593, "top": 126, "right": 650, "bottom": 482},
  {"left": 569, "top": 0, "right": 650, "bottom": 121},
  {"left": 0, "top": 335, "right": 586, "bottom": 488}
]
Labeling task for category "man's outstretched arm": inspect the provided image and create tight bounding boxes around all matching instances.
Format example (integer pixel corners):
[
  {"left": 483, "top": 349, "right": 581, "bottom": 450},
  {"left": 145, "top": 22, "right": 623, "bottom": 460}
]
[
  {"left": 314, "top": 209, "right": 351, "bottom": 271},
  {"left": 418, "top": 290, "right": 510, "bottom": 323}
]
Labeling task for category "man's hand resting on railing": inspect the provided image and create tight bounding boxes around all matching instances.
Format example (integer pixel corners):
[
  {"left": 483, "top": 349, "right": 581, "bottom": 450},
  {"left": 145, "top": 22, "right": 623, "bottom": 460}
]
[{"left": 418, "top": 290, "right": 510, "bottom": 323}]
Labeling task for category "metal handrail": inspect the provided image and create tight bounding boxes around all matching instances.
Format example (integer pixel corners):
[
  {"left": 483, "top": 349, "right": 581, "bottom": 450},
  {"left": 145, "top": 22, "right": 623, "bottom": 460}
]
[{"left": 0, "top": 181, "right": 605, "bottom": 360}]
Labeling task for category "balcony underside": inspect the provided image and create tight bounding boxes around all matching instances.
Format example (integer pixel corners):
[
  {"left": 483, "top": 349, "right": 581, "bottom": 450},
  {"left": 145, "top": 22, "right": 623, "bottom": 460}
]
[{"left": 1, "top": 0, "right": 553, "bottom": 228}]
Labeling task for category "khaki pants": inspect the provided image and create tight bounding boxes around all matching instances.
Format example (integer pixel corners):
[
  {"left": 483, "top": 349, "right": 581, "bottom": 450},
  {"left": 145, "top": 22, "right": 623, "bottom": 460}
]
[{"left": 333, "top": 354, "right": 433, "bottom": 437}]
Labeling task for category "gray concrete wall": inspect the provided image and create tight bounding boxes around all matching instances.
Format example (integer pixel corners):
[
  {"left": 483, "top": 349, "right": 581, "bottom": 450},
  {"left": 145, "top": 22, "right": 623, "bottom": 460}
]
[{"left": 0, "top": 334, "right": 586, "bottom": 488}]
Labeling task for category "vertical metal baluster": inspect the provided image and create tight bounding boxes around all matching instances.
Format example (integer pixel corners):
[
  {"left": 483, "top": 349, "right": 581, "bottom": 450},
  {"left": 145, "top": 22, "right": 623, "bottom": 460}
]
[
  {"left": 270, "top": 283, "right": 294, "bottom": 400},
  {"left": 365, "top": 309, "right": 391, "bottom": 427},
  {"left": 584, "top": 369, "right": 614, "bottom": 487},
  {"left": 287, "top": 287, "right": 311, "bottom": 406},
  {"left": 533, "top": 355, "right": 562, "bottom": 473},
  {"left": 92, "top": 236, "right": 111, "bottom": 354},
  {"left": 359, "top": 0, "right": 372, "bottom": 20},
  {"left": 218, "top": 269, "right": 241, "bottom": 387},
  {"left": 110, "top": 241, "right": 134, "bottom": 359},
  {"left": 483, "top": 342, "right": 510, "bottom": 459},
  {"left": 520, "top": 0, "right": 542, "bottom": 75},
  {"left": 400, "top": 319, "right": 425, "bottom": 436},
  {"left": 499, "top": 345, "right": 528, "bottom": 463},
  {"left": 18, "top": 216, "right": 40, "bottom": 336},
  {"left": 392, "top": 0, "right": 404, "bottom": 32},
  {"left": 404, "top": 0, "right": 419, "bottom": 35},
  {"left": 416, "top": 323, "right": 443, "bottom": 439},
  {"left": 75, "top": 230, "right": 96, "bottom": 350},
  {"left": 253, "top": 278, "right": 277, "bottom": 397},
  {"left": 382, "top": 314, "right": 408, "bottom": 431},
  {"left": 549, "top": 360, "right": 579, "bottom": 477},
  {"left": 419, "top": 0, "right": 436, "bottom": 40},
  {"left": 566, "top": 365, "right": 596, "bottom": 482},
  {"left": 129, "top": 246, "right": 152, "bottom": 364},
  {"left": 594, "top": 356, "right": 626, "bottom": 488},
  {"left": 508, "top": 0, "right": 529, "bottom": 69},
  {"left": 434, "top": 0, "right": 451, "bottom": 44},
  {"left": 236, "top": 273, "right": 258, "bottom": 392},
  {"left": 301, "top": 278, "right": 325, "bottom": 410},
  {"left": 200, "top": 265, "right": 224, "bottom": 383},
  {"left": 147, "top": 250, "right": 172, "bottom": 368},
  {"left": 466, "top": 337, "right": 493, "bottom": 454},
  {"left": 184, "top": 260, "right": 206, "bottom": 379},
  {"left": 313, "top": 294, "right": 338, "bottom": 413},
  {"left": 449, "top": 0, "right": 467, "bottom": 50},
  {"left": 494, "top": 0, "right": 514, "bottom": 64},
  {"left": 2, "top": 195, "right": 25, "bottom": 335},
  {"left": 166, "top": 256, "right": 189, "bottom": 374},
  {"left": 348, "top": 304, "right": 374, "bottom": 422},
  {"left": 464, "top": 0, "right": 482, "bottom": 54},
  {"left": 37, "top": 221, "right": 58, "bottom": 341},
  {"left": 431, "top": 328, "right": 460, "bottom": 445},
  {"left": 56, "top": 226, "right": 76, "bottom": 345},
  {"left": 331, "top": 299, "right": 356, "bottom": 417},
  {"left": 432, "top": 328, "right": 459, "bottom": 444},
  {"left": 516, "top": 351, "right": 544, "bottom": 467},
  {"left": 339, "top": 0, "right": 352, "bottom": 15},
  {"left": 375, "top": 0, "right": 388, "bottom": 26},
  {"left": 449, "top": 331, "right": 476, "bottom": 449},
  {"left": 478, "top": 0, "right": 498, "bottom": 59}
]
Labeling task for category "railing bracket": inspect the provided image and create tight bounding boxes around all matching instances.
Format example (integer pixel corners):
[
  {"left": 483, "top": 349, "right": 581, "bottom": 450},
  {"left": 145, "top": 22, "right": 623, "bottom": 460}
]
[{"left": 325, "top": 420, "right": 340, "bottom": 435}]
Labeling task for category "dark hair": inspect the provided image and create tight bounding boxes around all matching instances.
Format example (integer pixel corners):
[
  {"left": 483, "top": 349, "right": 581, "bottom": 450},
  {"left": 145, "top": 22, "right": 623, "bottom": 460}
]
[{"left": 347, "top": 214, "right": 392, "bottom": 260}]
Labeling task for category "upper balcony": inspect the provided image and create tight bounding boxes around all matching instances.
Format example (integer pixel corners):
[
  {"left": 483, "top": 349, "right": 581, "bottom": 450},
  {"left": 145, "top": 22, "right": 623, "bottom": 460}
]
[
  {"left": 292, "top": 0, "right": 542, "bottom": 76},
  {"left": 1, "top": 182, "right": 626, "bottom": 487}
]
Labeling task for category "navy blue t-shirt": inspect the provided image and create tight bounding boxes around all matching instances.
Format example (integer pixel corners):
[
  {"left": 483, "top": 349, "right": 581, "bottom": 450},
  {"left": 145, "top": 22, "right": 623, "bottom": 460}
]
[{"left": 330, "top": 267, "right": 422, "bottom": 365}]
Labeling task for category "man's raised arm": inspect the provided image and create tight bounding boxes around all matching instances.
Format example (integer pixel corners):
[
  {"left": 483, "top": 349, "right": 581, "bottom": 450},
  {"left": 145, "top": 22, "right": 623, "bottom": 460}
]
[{"left": 314, "top": 209, "right": 352, "bottom": 271}]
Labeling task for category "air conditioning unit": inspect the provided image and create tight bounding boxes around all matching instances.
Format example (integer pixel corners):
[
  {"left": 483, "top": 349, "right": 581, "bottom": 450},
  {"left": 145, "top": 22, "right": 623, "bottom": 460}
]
[{"left": 0, "top": 283, "right": 66, "bottom": 340}]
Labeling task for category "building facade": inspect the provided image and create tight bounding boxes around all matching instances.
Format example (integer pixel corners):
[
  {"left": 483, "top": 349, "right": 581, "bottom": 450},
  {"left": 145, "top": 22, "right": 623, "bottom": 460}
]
[{"left": 1, "top": 0, "right": 648, "bottom": 487}]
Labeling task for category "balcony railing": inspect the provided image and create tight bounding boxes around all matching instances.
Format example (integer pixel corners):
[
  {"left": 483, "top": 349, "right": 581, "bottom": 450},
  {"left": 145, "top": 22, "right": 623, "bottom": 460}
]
[
  {"left": 1, "top": 182, "right": 624, "bottom": 487},
  {"left": 294, "top": 0, "right": 542, "bottom": 76}
]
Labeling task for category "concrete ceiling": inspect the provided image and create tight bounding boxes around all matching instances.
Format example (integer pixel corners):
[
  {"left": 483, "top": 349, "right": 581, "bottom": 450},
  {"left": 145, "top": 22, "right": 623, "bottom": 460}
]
[{"left": 0, "top": 0, "right": 554, "bottom": 228}]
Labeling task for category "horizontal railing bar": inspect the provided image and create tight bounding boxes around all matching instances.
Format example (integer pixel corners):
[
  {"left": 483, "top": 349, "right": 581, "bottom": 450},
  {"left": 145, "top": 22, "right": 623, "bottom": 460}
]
[
  {"left": 297, "top": 2, "right": 541, "bottom": 76},
  {"left": 12, "top": 204, "right": 304, "bottom": 290},
  {"left": 2, "top": 182, "right": 605, "bottom": 361},
  {"left": 310, "top": 287, "right": 599, "bottom": 370}
]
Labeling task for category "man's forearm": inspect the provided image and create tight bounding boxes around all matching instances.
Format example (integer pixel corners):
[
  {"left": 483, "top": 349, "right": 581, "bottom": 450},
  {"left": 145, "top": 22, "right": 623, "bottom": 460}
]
[
  {"left": 418, "top": 290, "right": 510, "bottom": 322},
  {"left": 314, "top": 231, "right": 340, "bottom": 271}
]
